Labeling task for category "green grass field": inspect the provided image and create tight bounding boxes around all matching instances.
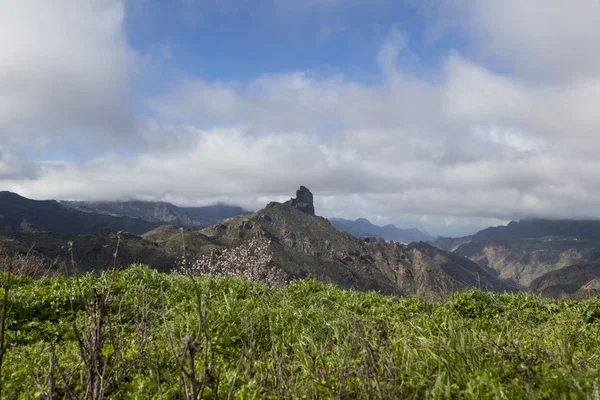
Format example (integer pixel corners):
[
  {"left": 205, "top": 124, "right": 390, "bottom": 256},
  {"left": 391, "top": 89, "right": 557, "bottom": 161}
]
[{"left": 1, "top": 265, "right": 600, "bottom": 399}]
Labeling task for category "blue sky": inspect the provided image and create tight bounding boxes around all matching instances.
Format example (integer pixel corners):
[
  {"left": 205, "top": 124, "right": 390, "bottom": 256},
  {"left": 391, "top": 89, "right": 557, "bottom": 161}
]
[
  {"left": 125, "top": 1, "right": 463, "bottom": 84},
  {"left": 2, "top": 0, "right": 600, "bottom": 236}
]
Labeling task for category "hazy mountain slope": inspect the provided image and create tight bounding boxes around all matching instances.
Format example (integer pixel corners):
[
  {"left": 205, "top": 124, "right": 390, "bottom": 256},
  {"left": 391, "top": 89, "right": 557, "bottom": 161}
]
[
  {"left": 0, "top": 191, "right": 160, "bottom": 235},
  {"left": 455, "top": 238, "right": 600, "bottom": 287},
  {"left": 409, "top": 242, "right": 515, "bottom": 291},
  {"left": 330, "top": 217, "right": 436, "bottom": 243},
  {"left": 575, "top": 278, "right": 600, "bottom": 299},
  {"left": 529, "top": 262, "right": 600, "bottom": 298},
  {"left": 434, "top": 219, "right": 600, "bottom": 252},
  {"left": 61, "top": 200, "right": 251, "bottom": 230}
]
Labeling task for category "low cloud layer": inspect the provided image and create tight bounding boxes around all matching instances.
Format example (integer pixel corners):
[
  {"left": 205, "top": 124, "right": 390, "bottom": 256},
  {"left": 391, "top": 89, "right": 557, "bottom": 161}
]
[{"left": 2, "top": 0, "right": 600, "bottom": 236}]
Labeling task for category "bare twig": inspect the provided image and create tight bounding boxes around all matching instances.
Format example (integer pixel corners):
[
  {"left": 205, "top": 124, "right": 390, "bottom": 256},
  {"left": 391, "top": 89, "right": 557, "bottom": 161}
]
[
  {"left": 0, "top": 276, "right": 9, "bottom": 398},
  {"left": 113, "top": 232, "right": 122, "bottom": 271}
]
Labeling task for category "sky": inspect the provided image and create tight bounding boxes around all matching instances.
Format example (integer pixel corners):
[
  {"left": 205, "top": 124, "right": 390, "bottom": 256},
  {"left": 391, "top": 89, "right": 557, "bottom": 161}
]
[{"left": 2, "top": 0, "right": 600, "bottom": 237}]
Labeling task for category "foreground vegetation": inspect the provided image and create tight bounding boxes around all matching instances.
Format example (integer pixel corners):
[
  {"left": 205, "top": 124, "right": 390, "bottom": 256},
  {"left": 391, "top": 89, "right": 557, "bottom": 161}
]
[{"left": 1, "top": 266, "right": 600, "bottom": 399}]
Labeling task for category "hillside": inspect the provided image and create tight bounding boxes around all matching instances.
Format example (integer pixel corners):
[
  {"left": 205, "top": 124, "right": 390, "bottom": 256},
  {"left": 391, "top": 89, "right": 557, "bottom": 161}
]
[
  {"left": 330, "top": 217, "right": 436, "bottom": 243},
  {"left": 0, "top": 191, "right": 160, "bottom": 234},
  {"left": 176, "top": 187, "right": 509, "bottom": 298},
  {"left": 4, "top": 267, "right": 600, "bottom": 398},
  {"left": 432, "top": 219, "right": 600, "bottom": 288},
  {"left": 61, "top": 200, "right": 251, "bottom": 230}
]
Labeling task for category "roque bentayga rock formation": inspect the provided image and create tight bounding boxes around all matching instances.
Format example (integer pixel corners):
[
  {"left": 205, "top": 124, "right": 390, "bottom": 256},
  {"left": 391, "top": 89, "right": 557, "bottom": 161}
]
[{"left": 284, "top": 186, "right": 315, "bottom": 215}]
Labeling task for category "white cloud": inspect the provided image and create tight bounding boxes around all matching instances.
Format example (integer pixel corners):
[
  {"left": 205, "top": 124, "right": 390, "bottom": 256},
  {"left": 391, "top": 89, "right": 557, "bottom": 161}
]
[
  {"left": 418, "top": 0, "right": 600, "bottom": 80},
  {"left": 0, "top": 0, "right": 136, "bottom": 139},
  {"left": 472, "top": 0, "right": 600, "bottom": 80},
  {"left": 0, "top": 147, "right": 35, "bottom": 180},
  {"left": 4, "top": 2, "right": 600, "bottom": 236}
]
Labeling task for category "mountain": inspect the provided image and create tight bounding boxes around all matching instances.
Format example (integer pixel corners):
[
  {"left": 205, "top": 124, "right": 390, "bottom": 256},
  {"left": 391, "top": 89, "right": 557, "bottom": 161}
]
[
  {"left": 330, "top": 217, "right": 436, "bottom": 243},
  {"left": 60, "top": 200, "right": 251, "bottom": 230},
  {"left": 0, "top": 191, "right": 160, "bottom": 235},
  {"left": 149, "top": 186, "right": 509, "bottom": 298},
  {"left": 434, "top": 219, "right": 600, "bottom": 252}
]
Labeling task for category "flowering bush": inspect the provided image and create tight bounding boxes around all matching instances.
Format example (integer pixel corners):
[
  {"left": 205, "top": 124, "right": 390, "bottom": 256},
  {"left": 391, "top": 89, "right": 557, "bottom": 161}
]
[{"left": 173, "top": 238, "right": 288, "bottom": 287}]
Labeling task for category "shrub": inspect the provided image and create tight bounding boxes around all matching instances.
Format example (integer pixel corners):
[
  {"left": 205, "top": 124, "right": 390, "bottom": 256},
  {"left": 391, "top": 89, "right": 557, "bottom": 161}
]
[{"left": 0, "top": 252, "right": 53, "bottom": 278}]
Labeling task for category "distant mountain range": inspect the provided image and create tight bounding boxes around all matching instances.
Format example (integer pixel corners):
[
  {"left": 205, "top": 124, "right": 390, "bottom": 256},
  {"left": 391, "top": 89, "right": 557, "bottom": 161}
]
[
  {"left": 329, "top": 217, "right": 436, "bottom": 243},
  {"left": 454, "top": 237, "right": 600, "bottom": 287},
  {"left": 61, "top": 200, "right": 251, "bottom": 230},
  {"left": 0, "top": 191, "right": 250, "bottom": 235}
]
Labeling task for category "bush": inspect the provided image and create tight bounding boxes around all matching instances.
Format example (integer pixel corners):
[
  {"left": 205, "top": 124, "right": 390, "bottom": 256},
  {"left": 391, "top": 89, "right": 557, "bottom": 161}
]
[
  {"left": 0, "top": 252, "right": 53, "bottom": 278},
  {"left": 173, "top": 238, "right": 288, "bottom": 287}
]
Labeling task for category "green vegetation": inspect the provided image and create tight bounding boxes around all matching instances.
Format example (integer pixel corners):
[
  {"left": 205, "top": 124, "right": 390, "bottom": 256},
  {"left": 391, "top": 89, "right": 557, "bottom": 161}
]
[{"left": 2, "top": 266, "right": 600, "bottom": 399}]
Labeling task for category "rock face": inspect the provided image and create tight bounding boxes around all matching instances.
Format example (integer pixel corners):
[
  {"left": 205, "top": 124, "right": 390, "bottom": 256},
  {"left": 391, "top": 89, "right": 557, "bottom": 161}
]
[
  {"left": 432, "top": 219, "right": 600, "bottom": 289},
  {"left": 284, "top": 186, "right": 315, "bottom": 216}
]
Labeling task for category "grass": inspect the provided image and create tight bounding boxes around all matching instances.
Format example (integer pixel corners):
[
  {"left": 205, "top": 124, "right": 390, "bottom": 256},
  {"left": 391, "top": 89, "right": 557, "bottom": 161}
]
[{"left": 1, "top": 265, "right": 600, "bottom": 399}]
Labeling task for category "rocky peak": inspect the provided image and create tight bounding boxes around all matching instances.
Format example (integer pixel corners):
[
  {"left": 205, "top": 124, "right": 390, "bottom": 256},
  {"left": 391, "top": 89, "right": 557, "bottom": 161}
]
[{"left": 284, "top": 186, "right": 315, "bottom": 216}]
